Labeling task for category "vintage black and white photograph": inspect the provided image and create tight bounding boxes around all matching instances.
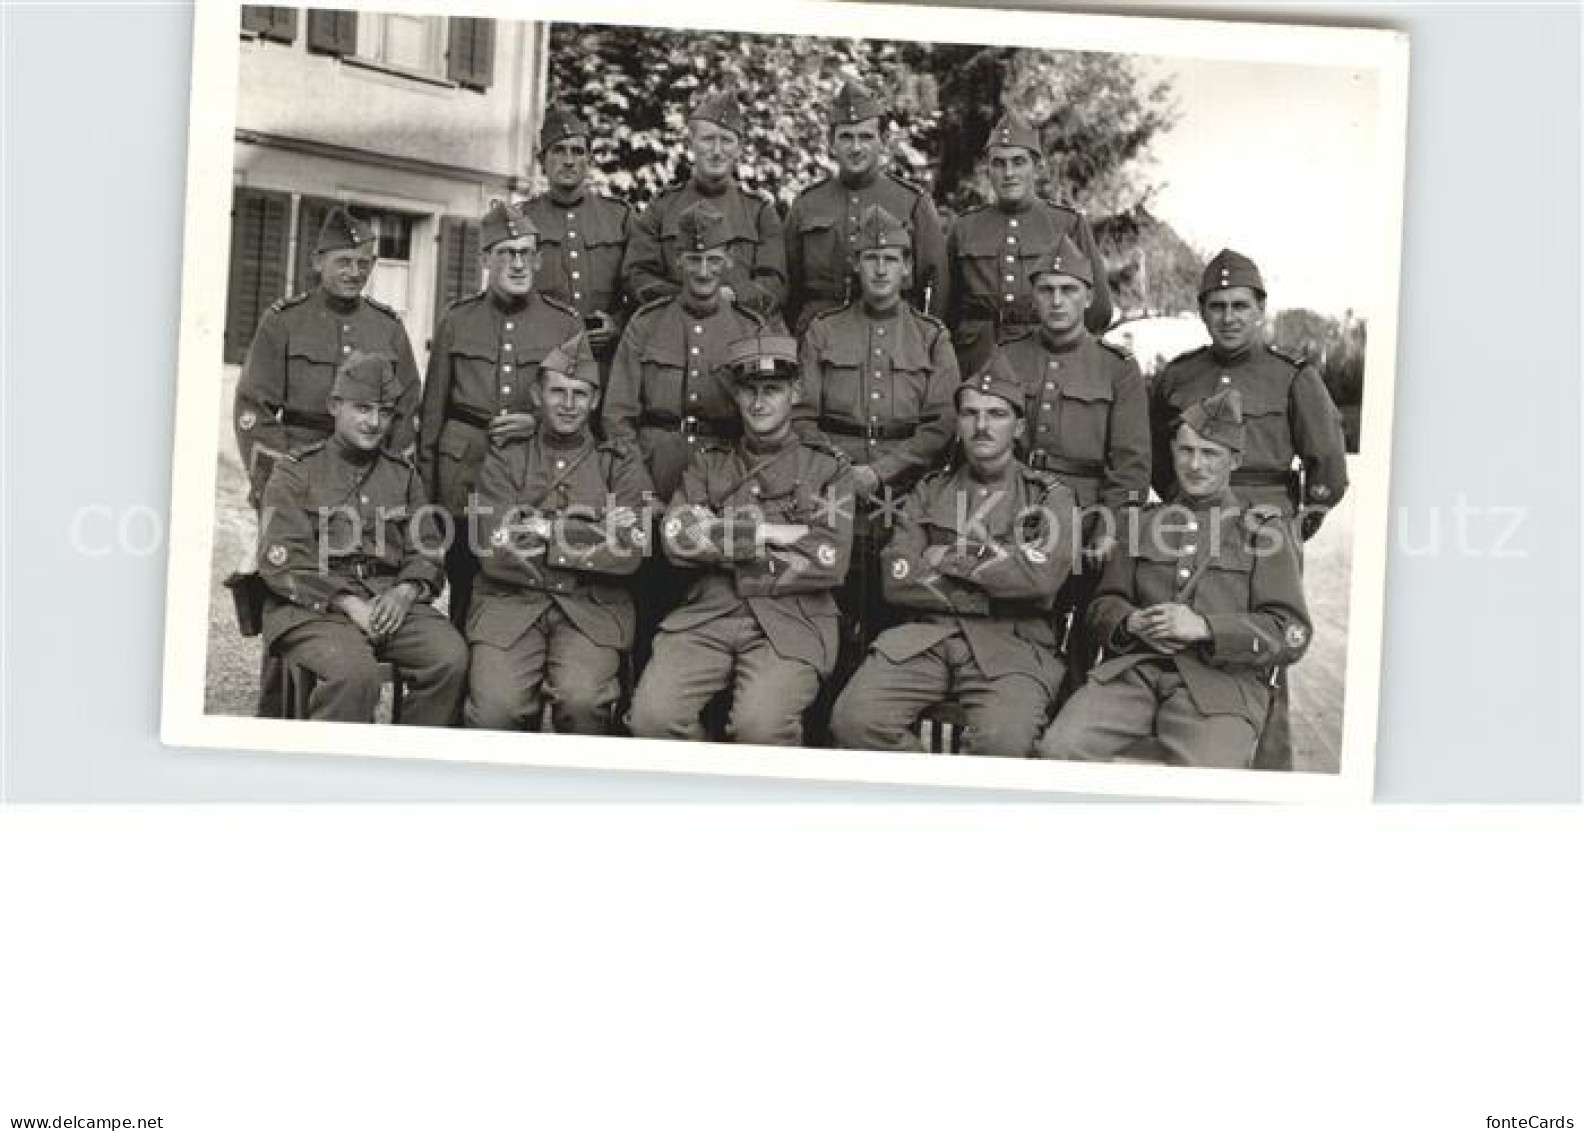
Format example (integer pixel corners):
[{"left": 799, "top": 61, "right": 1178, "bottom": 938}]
[{"left": 161, "top": 0, "right": 1407, "bottom": 799}]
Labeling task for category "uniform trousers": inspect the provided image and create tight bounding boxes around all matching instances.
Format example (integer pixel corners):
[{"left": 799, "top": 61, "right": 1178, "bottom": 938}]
[
  {"left": 273, "top": 605, "right": 467, "bottom": 726},
  {"left": 628, "top": 613, "right": 821, "bottom": 747},
  {"left": 464, "top": 602, "right": 623, "bottom": 734},
  {"left": 1037, "top": 662, "right": 1256, "bottom": 769},
  {"left": 831, "top": 632, "right": 1059, "bottom": 759}
]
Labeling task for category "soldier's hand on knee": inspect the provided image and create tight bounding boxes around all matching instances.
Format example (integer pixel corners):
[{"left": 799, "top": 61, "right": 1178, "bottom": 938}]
[
  {"left": 369, "top": 581, "right": 418, "bottom": 637},
  {"left": 333, "top": 593, "right": 379, "bottom": 640}
]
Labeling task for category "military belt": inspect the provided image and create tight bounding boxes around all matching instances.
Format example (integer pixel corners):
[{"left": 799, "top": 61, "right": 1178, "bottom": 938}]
[
  {"left": 1231, "top": 468, "right": 1300, "bottom": 488},
  {"left": 823, "top": 419, "right": 918, "bottom": 441},
  {"left": 281, "top": 408, "right": 334, "bottom": 433},
  {"left": 332, "top": 558, "right": 400, "bottom": 581},
  {"left": 1026, "top": 451, "right": 1104, "bottom": 478},
  {"left": 447, "top": 404, "right": 496, "bottom": 429},
  {"left": 639, "top": 411, "right": 741, "bottom": 439}
]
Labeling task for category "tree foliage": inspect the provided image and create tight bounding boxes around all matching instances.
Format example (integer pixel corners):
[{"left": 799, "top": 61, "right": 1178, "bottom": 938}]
[{"left": 1271, "top": 308, "right": 1367, "bottom": 452}]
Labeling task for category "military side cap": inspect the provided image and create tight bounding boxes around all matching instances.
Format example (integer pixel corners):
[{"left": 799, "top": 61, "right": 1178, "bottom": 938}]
[
  {"left": 481, "top": 199, "right": 538, "bottom": 250},
  {"left": 956, "top": 352, "right": 1025, "bottom": 415},
  {"left": 726, "top": 333, "right": 800, "bottom": 381},
  {"left": 541, "top": 330, "right": 601, "bottom": 389},
  {"left": 854, "top": 204, "right": 911, "bottom": 253},
  {"left": 675, "top": 200, "right": 730, "bottom": 252},
  {"left": 831, "top": 79, "right": 885, "bottom": 125},
  {"left": 538, "top": 107, "right": 589, "bottom": 152},
  {"left": 1179, "top": 388, "right": 1245, "bottom": 453},
  {"left": 315, "top": 206, "right": 374, "bottom": 253},
  {"left": 689, "top": 89, "right": 746, "bottom": 137},
  {"left": 1199, "top": 248, "right": 1266, "bottom": 297},
  {"left": 1028, "top": 233, "right": 1093, "bottom": 287},
  {"left": 331, "top": 351, "right": 402, "bottom": 406},
  {"left": 985, "top": 110, "right": 1041, "bottom": 156}
]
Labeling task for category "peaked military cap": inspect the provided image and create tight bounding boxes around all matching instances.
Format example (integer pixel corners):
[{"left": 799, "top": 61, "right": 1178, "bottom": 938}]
[
  {"left": 1199, "top": 248, "right": 1266, "bottom": 298},
  {"left": 1027, "top": 233, "right": 1094, "bottom": 287},
  {"left": 956, "top": 352, "right": 1025, "bottom": 415},
  {"left": 985, "top": 110, "right": 1042, "bottom": 156},
  {"left": 675, "top": 200, "right": 730, "bottom": 252},
  {"left": 331, "top": 351, "right": 403, "bottom": 406},
  {"left": 854, "top": 204, "right": 911, "bottom": 253},
  {"left": 481, "top": 199, "right": 539, "bottom": 250},
  {"left": 541, "top": 330, "right": 601, "bottom": 389},
  {"left": 688, "top": 89, "right": 746, "bottom": 138},
  {"left": 830, "top": 79, "right": 885, "bottom": 125},
  {"left": 726, "top": 332, "right": 801, "bottom": 381},
  {"left": 538, "top": 107, "right": 590, "bottom": 153},
  {"left": 1178, "top": 388, "right": 1245, "bottom": 453},
  {"left": 314, "top": 206, "right": 375, "bottom": 253}
]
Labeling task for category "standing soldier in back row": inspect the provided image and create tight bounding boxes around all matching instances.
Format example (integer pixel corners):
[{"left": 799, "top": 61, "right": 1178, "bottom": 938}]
[
  {"left": 418, "top": 200, "right": 582, "bottom": 629},
  {"left": 797, "top": 203, "right": 959, "bottom": 655},
  {"left": 621, "top": 89, "right": 787, "bottom": 324},
  {"left": 1149, "top": 248, "right": 1349, "bottom": 770},
  {"left": 945, "top": 111, "right": 1113, "bottom": 377},
  {"left": 997, "top": 235, "right": 1149, "bottom": 689},
  {"left": 783, "top": 79, "right": 948, "bottom": 334},
  {"left": 235, "top": 205, "right": 421, "bottom": 504},
  {"left": 520, "top": 108, "right": 634, "bottom": 381}
]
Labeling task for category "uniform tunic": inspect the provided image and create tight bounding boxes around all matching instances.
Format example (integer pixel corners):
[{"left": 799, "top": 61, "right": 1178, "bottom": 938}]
[
  {"left": 1150, "top": 342, "right": 1349, "bottom": 518},
  {"left": 234, "top": 289, "right": 421, "bottom": 499},
  {"left": 831, "top": 461, "right": 1076, "bottom": 758},
  {"left": 784, "top": 170, "right": 948, "bottom": 332},
  {"left": 622, "top": 179, "right": 787, "bottom": 321},
  {"left": 257, "top": 437, "right": 466, "bottom": 725},
  {"left": 1037, "top": 488, "right": 1312, "bottom": 768},
  {"left": 465, "top": 428, "right": 654, "bottom": 733},
  {"left": 944, "top": 199, "right": 1113, "bottom": 375},
  {"left": 627, "top": 434, "right": 853, "bottom": 746},
  {"left": 601, "top": 295, "right": 765, "bottom": 501},
  {"left": 520, "top": 188, "right": 633, "bottom": 359}
]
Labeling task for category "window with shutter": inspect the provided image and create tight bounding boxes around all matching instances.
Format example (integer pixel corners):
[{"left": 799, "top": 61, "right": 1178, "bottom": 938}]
[
  {"left": 445, "top": 17, "right": 495, "bottom": 91},
  {"left": 306, "top": 8, "right": 358, "bottom": 56},
  {"left": 241, "top": 6, "right": 297, "bottom": 44},
  {"left": 434, "top": 216, "right": 483, "bottom": 330},
  {"left": 224, "top": 187, "right": 292, "bottom": 365}
]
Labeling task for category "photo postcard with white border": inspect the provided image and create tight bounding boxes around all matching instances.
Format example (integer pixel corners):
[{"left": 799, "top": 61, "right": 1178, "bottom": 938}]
[{"left": 161, "top": 0, "right": 1407, "bottom": 800}]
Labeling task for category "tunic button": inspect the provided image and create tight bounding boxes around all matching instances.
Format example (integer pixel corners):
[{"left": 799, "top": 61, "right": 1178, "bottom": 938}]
[
  {"left": 689, "top": 392, "right": 699, "bottom": 401},
  {"left": 1049, "top": 360, "right": 1059, "bottom": 369},
  {"left": 1178, "top": 568, "right": 1191, "bottom": 579},
  {"left": 872, "top": 371, "right": 882, "bottom": 378},
  {"left": 359, "top": 495, "right": 369, "bottom": 505},
  {"left": 503, "top": 342, "right": 513, "bottom": 351},
  {"left": 1005, "top": 256, "right": 1015, "bottom": 264},
  {"left": 1004, "top": 274, "right": 1015, "bottom": 283},
  {"left": 1041, "top": 402, "right": 1051, "bottom": 410},
  {"left": 505, "top": 322, "right": 514, "bottom": 331},
  {"left": 690, "top": 346, "right": 700, "bottom": 355},
  {"left": 1005, "top": 236, "right": 1016, "bottom": 245},
  {"left": 573, "top": 293, "right": 582, "bottom": 301},
  {"left": 1182, "top": 544, "right": 1196, "bottom": 555},
  {"left": 502, "top": 364, "right": 512, "bottom": 373},
  {"left": 874, "top": 348, "right": 883, "bottom": 356},
  {"left": 693, "top": 325, "right": 703, "bottom": 334},
  {"left": 871, "top": 391, "right": 881, "bottom": 399},
  {"left": 1186, "top": 519, "right": 1198, "bottom": 530},
  {"left": 568, "top": 232, "right": 578, "bottom": 241},
  {"left": 342, "top": 324, "right": 351, "bottom": 333},
  {"left": 572, "top": 271, "right": 581, "bottom": 280},
  {"left": 690, "top": 369, "right": 700, "bottom": 378},
  {"left": 502, "top": 385, "right": 512, "bottom": 395},
  {"left": 566, "top": 212, "right": 574, "bottom": 221},
  {"left": 876, "top": 327, "right": 885, "bottom": 336},
  {"left": 1039, "top": 424, "right": 1049, "bottom": 432},
  {"left": 342, "top": 344, "right": 351, "bottom": 354},
  {"left": 1220, "top": 374, "right": 1231, "bottom": 384},
  {"left": 1009, "top": 219, "right": 1019, "bottom": 228},
  {"left": 1003, "top": 294, "right": 1015, "bottom": 302},
  {"left": 1044, "top": 382, "right": 1054, "bottom": 391},
  {"left": 555, "top": 460, "right": 566, "bottom": 470},
  {"left": 569, "top": 251, "right": 579, "bottom": 259}
]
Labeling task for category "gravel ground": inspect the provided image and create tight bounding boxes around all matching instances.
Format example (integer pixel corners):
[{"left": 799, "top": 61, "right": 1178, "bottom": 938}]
[{"left": 203, "top": 368, "right": 1351, "bottom": 772}]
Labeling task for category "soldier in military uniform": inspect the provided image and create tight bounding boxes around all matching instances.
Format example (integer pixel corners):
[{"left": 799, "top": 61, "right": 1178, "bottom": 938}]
[
  {"left": 1149, "top": 248, "right": 1349, "bottom": 769},
  {"left": 234, "top": 206, "right": 422, "bottom": 503},
  {"left": 627, "top": 334, "right": 854, "bottom": 747},
  {"left": 797, "top": 203, "right": 959, "bottom": 655},
  {"left": 257, "top": 352, "right": 468, "bottom": 725},
  {"left": 464, "top": 332, "right": 654, "bottom": 734},
  {"left": 602, "top": 201, "right": 766, "bottom": 502},
  {"left": 418, "top": 200, "right": 582, "bottom": 630},
  {"left": 520, "top": 108, "right": 634, "bottom": 378},
  {"left": 233, "top": 205, "right": 422, "bottom": 715},
  {"left": 1038, "top": 390, "right": 1312, "bottom": 769},
  {"left": 944, "top": 111, "right": 1114, "bottom": 377},
  {"left": 783, "top": 79, "right": 948, "bottom": 333},
  {"left": 621, "top": 89, "right": 787, "bottom": 323},
  {"left": 997, "top": 234, "right": 1150, "bottom": 688},
  {"left": 830, "top": 358, "right": 1077, "bottom": 759}
]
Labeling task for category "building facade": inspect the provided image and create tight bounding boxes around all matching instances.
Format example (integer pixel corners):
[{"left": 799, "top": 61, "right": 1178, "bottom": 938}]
[{"left": 224, "top": 6, "right": 550, "bottom": 369}]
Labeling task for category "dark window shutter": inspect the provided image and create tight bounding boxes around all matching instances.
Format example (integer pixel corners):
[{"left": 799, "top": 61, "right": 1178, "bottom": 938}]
[
  {"left": 292, "top": 195, "right": 339, "bottom": 294},
  {"left": 446, "top": 18, "right": 494, "bottom": 91},
  {"left": 224, "top": 187, "right": 292, "bottom": 365},
  {"left": 434, "top": 216, "right": 483, "bottom": 329},
  {"left": 242, "top": 6, "right": 297, "bottom": 43},
  {"left": 306, "top": 9, "right": 358, "bottom": 57}
]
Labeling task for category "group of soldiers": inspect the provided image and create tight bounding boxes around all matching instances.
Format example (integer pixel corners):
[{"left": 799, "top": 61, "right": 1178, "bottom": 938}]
[{"left": 233, "top": 80, "right": 1350, "bottom": 771}]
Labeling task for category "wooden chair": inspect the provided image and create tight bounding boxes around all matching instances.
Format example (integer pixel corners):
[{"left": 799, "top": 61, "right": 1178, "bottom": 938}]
[{"left": 279, "top": 659, "right": 407, "bottom": 723}]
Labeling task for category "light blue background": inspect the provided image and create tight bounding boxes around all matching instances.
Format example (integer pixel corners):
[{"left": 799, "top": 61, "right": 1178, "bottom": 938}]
[{"left": 1, "top": 2, "right": 1578, "bottom": 801}]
